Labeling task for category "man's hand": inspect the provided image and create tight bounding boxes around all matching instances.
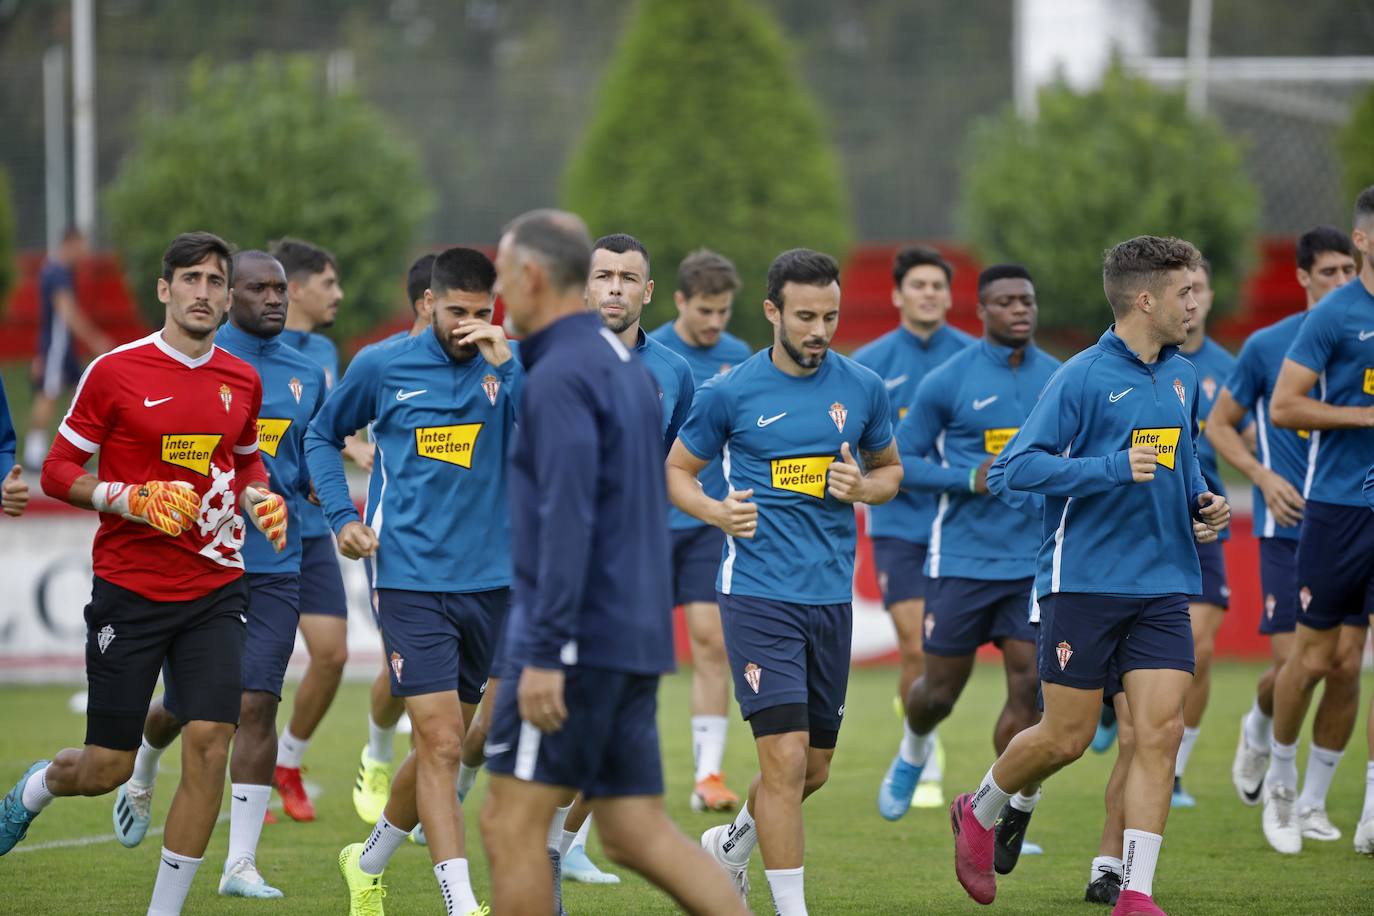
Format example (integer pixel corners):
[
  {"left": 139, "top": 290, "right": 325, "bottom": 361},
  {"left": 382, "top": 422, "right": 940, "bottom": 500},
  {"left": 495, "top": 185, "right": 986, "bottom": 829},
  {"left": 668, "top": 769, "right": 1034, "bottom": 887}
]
[
  {"left": 92, "top": 480, "right": 199, "bottom": 536},
  {"left": 713, "top": 488, "right": 757, "bottom": 538},
  {"left": 1256, "top": 467, "right": 1304, "bottom": 528},
  {"left": 455, "top": 320, "right": 513, "bottom": 367},
  {"left": 827, "top": 442, "right": 867, "bottom": 503},
  {"left": 1128, "top": 446, "right": 1158, "bottom": 482},
  {"left": 518, "top": 666, "right": 567, "bottom": 733},
  {"left": 1192, "top": 520, "right": 1218, "bottom": 544},
  {"left": 973, "top": 457, "right": 994, "bottom": 495},
  {"left": 241, "top": 485, "right": 288, "bottom": 552},
  {"left": 1198, "top": 492, "right": 1231, "bottom": 532},
  {"left": 337, "top": 520, "right": 380, "bottom": 559},
  {"left": 2, "top": 465, "right": 30, "bottom": 517}
]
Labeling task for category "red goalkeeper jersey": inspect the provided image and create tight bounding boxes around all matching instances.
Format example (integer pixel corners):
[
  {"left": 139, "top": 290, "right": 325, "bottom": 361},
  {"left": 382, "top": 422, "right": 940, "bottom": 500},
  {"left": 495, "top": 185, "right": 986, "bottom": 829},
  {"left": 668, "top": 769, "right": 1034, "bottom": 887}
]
[{"left": 43, "top": 332, "right": 270, "bottom": 601}]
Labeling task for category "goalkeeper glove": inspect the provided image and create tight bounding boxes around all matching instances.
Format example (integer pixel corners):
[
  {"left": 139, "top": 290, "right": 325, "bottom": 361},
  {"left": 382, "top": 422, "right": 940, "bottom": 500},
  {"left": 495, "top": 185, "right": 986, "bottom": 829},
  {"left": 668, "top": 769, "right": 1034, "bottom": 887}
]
[
  {"left": 242, "top": 486, "right": 288, "bottom": 552},
  {"left": 92, "top": 480, "right": 199, "bottom": 537}
]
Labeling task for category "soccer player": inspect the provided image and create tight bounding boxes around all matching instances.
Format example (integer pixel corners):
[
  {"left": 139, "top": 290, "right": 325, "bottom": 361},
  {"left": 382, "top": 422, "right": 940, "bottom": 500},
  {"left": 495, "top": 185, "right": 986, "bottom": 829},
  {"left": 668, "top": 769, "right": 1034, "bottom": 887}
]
[
  {"left": 479, "top": 209, "right": 748, "bottom": 916},
  {"left": 952, "top": 236, "right": 1230, "bottom": 913},
  {"left": 269, "top": 236, "right": 356, "bottom": 820},
  {"left": 671, "top": 249, "right": 903, "bottom": 915},
  {"left": 852, "top": 245, "right": 973, "bottom": 808},
  {"left": 24, "top": 228, "right": 113, "bottom": 468},
  {"left": 2, "top": 377, "right": 31, "bottom": 517},
  {"left": 876, "top": 265, "right": 1059, "bottom": 864},
  {"left": 1264, "top": 187, "right": 1374, "bottom": 855},
  {"left": 110, "top": 250, "right": 322, "bottom": 898},
  {"left": 1209, "top": 226, "right": 1363, "bottom": 841},
  {"left": 318, "top": 247, "right": 516, "bottom": 916},
  {"left": 1170, "top": 258, "right": 1237, "bottom": 808},
  {"left": 649, "top": 249, "right": 753, "bottom": 816},
  {"left": 0, "top": 232, "right": 289, "bottom": 916}
]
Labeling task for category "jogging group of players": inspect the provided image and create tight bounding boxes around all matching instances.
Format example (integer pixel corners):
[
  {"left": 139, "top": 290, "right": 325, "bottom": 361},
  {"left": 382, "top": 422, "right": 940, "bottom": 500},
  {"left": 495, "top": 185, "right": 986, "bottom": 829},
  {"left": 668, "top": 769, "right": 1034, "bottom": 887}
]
[{"left": 0, "top": 187, "right": 1371, "bottom": 916}]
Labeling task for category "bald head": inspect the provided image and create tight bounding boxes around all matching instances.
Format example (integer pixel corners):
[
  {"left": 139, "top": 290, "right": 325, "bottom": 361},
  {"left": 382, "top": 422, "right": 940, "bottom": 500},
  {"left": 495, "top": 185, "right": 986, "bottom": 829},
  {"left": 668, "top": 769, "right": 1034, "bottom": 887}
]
[{"left": 230, "top": 250, "right": 289, "bottom": 338}]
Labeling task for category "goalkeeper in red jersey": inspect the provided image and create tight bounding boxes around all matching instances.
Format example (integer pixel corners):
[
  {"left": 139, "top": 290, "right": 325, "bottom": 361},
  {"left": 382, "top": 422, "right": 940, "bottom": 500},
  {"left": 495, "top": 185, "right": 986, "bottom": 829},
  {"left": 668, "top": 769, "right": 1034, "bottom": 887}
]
[{"left": 0, "top": 232, "right": 288, "bottom": 916}]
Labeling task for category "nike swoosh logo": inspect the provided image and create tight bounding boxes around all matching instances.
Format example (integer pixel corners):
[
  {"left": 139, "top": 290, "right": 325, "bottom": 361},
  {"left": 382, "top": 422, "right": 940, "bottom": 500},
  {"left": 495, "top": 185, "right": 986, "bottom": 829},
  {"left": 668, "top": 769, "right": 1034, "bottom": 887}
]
[
  {"left": 162, "top": 858, "right": 180, "bottom": 870},
  {"left": 1108, "top": 388, "right": 1133, "bottom": 403},
  {"left": 1360, "top": 330, "right": 1374, "bottom": 341},
  {"left": 972, "top": 396, "right": 998, "bottom": 410},
  {"left": 396, "top": 388, "right": 427, "bottom": 401},
  {"left": 143, "top": 396, "right": 174, "bottom": 407},
  {"left": 757, "top": 412, "right": 787, "bottom": 428},
  {"left": 884, "top": 374, "right": 908, "bottom": 390},
  {"left": 1243, "top": 781, "right": 1263, "bottom": 804},
  {"left": 484, "top": 741, "right": 511, "bottom": 756},
  {"left": 232, "top": 794, "right": 248, "bottom": 802}
]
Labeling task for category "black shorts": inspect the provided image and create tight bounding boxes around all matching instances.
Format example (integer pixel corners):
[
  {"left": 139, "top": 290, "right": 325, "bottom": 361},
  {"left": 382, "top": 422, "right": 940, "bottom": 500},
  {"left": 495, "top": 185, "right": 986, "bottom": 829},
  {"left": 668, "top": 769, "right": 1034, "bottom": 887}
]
[
  {"left": 85, "top": 575, "right": 248, "bottom": 751},
  {"left": 670, "top": 526, "right": 725, "bottom": 606}
]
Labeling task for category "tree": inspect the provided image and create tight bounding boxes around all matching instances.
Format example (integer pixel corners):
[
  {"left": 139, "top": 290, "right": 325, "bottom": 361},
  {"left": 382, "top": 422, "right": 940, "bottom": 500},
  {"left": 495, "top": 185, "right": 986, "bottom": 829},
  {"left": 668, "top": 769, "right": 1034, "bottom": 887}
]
[
  {"left": 0, "top": 168, "right": 14, "bottom": 312},
  {"left": 959, "top": 67, "right": 1259, "bottom": 330},
  {"left": 106, "top": 54, "right": 432, "bottom": 342},
  {"left": 1338, "top": 84, "right": 1374, "bottom": 204},
  {"left": 562, "top": 0, "right": 851, "bottom": 345}
]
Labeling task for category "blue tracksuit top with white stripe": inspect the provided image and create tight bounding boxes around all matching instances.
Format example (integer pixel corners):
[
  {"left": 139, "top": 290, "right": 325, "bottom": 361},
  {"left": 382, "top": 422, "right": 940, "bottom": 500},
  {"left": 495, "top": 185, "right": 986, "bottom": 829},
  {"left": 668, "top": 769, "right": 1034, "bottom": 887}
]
[
  {"left": 280, "top": 329, "right": 340, "bottom": 539},
  {"left": 304, "top": 330, "right": 520, "bottom": 593},
  {"left": 992, "top": 327, "right": 1208, "bottom": 598},
  {"left": 216, "top": 322, "right": 326, "bottom": 574},
  {"left": 634, "top": 328, "right": 695, "bottom": 454},
  {"left": 353, "top": 330, "right": 419, "bottom": 529},
  {"left": 500, "top": 313, "right": 674, "bottom": 675},
  {"left": 897, "top": 339, "right": 1060, "bottom": 580},
  {"left": 1181, "top": 336, "right": 1235, "bottom": 541}
]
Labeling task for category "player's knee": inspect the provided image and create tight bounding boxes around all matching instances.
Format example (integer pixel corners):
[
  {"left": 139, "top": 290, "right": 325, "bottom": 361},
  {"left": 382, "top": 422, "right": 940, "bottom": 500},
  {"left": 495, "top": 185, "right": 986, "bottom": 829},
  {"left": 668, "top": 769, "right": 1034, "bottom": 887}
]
[
  {"left": 757, "top": 738, "right": 808, "bottom": 790},
  {"left": 1329, "top": 649, "right": 1362, "bottom": 689},
  {"left": 1137, "top": 714, "right": 1185, "bottom": 760},
  {"left": 803, "top": 758, "right": 831, "bottom": 794},
  {"left": 313, "top": 641, "right": 348, "bottom": 672},
  {"left": 692, "top": 633, "right": 728, "bottom": 675},
  {"left": 922, "top": 683, "right": 960, "bottom": 722},
  {"left": 84, "top": 755, "right": 135, "bottom": 795},
  {"left": 415, "top": 722, "right": 465, "bottom": 768}
]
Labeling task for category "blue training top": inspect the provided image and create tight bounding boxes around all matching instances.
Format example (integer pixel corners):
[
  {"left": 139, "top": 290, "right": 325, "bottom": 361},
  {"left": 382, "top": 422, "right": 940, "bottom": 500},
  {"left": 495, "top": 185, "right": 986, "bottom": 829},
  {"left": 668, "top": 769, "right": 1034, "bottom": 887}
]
[
  {"left": 1182, "top": 336, "right": 1235, "bottom": 541},
  {"left": 280, "top": 329, "right": 341, "bottom": 539},
  {"left": 634, "top": 328, "right": 695, "bottom": 454},
  {"left": 0, "top": 376, "right": 15, "bottom": 479}
]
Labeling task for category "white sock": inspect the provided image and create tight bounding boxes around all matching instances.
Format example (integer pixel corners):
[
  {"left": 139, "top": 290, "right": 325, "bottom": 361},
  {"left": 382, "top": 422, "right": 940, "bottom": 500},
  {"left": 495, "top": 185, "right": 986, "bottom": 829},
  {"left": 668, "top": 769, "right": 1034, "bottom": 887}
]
[
  {"left": 719, "top": 802, "right": 756, "bottom": 867},
  {"left": 20, "top": 765, "right": 55, "bottom": 812},
  {"left": 898, "top": 720, "right": 934, "bottom": 768},
  {"left": 1091, "top": 855, "right": 1124, "bottom": 882},
  {"left": 147, "top": 847, "right": 201, "bottom": 915},
  {"left": 572, "top": 812, "right": 593, "bottom": 850},
  {"left": 1361, "top": 761, "right": 1374, "bottom": 822},
  {"left": 456, "top": 762, "right": 480, "bottom": 800},
  {"left": 765, "top": 866, "right": 807, "bottom": 915},
  {"left": 692, "top": 715, "right": 729, "bottom": 782},
  {"left": 922, "top": 729, "right": 943, "bottom": 782},
  {"left": 1121, "top": 829, "right": 1161, "bottom": 897},
  {"left": 435, "top": 858, "right": 479, "bottom": 916},
  {"left": 23, "top": 431, "right": 47, "bottom": 468},
  {"left": 1298, "top": 744, "right": 1344, "bottom": 810},
  {"left": 1010, "top": 787, "right": 1040, "bottom": 813},
  {"left": 367, "top": 717, "right": 396, "bottom": 764},
  {"left": 276, "top": 728, "right": 308, "bottom": 768},
  {"left": 559, "top": 828, "right": 578, "bottom": 857},
  {"left": 547, "top": 803, "right": 572, "bottom": 851},
  {"left": 225, "top": 783, "right": 271, "bottom": 868},
  {"left": 970, "top": 765, "right": 1011, "bottom": 830},
  {"left": 1174, "top": 726, "right": 1200, "bottom": 779},
  {"left": 132, "top": 737, "right": 166, "bottom": 788},
  {"left": 1245, "top": 699, "right": 1272, "bottom": 751},
  {"left": 358, "top": 814, "right": 409, "bottom": 874},
  {"left": 1268, "top": 738, "right": 1299, "bottom": 789}
]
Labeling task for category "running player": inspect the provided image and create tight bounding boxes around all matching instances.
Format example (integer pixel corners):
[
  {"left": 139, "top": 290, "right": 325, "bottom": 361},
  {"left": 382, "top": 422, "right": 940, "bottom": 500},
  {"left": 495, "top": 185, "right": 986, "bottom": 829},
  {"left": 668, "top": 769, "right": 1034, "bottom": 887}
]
[
  {"left": 270, "top": 236, "right": 357, "bottom": 821},
  {"left": 0, "top": 232, "right": 289, "bottom": 916},
  {"left": 479, "top": 209, "right": 749, "bottom": 916},
  {"left": 2, "top": 377, "right": 31, "bottom": 517},
  {"left": 952, "top": 236, "right": 1230, "bottom": 913},
  {"left": 876, "top": 265, "right": 1059, "bottom": 873},
  {"left": 672, "top": 249, "right": 903, "bottom": 914},
  {"left": 852, "top": 246, "right": 973, "bottom": 808},
  {"left": 1170, "top": 258, "right": 1237, "bottom": 808},
  {"left": 1209, "top": 226, "right": 1364, "bottom": 842},
  {"left": 109, "top": 250, "right": 323, "bottom": 898},
  {"left": 319, "top": 247, "right": 516, "bottom": 916},
  {"left": 1263, "top": 186, "right": 1374, "bottom": 855},
  {"left": 649, "top": 249, "right": 753, "bottom": 816}
]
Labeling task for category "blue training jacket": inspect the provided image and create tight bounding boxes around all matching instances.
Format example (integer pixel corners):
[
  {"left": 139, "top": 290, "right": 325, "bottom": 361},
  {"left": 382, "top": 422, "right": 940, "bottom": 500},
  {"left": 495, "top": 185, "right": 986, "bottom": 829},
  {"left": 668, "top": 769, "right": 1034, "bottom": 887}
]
[
  {"left": 280, "top": 329, "right": 340, "bottom": 539},
  {"left": 634, "top": 328, "right": 695, "bottom": 454},
  {"left": 0, "top": 376, "right": 16, "bottom": 479},
  {"left": 1182, "top": 336, "right": 1235, "bottom": 541}
]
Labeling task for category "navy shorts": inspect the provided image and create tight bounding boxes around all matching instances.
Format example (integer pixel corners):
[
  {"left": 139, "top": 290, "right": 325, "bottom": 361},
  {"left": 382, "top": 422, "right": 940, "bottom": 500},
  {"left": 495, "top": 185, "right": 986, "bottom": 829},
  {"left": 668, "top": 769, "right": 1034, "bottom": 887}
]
[
  {"left": 871, "top": 537, "right": 929, "bottom": 605},
  {"left": 1036, "top": 593, "right": 1194, "bottom": 691},
  {"left": 484, "top": 666, "right": 664, "bottom": 799},
  {"left": 718, "top": 593, "right": 851, "bottom": 737},
  {"left": 1260, "top": 537, "right": 1366, "bottom": 634},
  {"left": 923, "top": 576, "right": 1036, "bottom": 656},
  {"left": 377, "top": 588, "right": 509, "bottom": 702},
  {"left": 671, "top": 525, "right": 725, "bottom": 606},
  {"left": 240, "top": 574, "right": 301, "bottom": 698},
  {"left": 1191, "top": 538, "right": 1230, "bottom": 608},
  {"left": 299, "top": 535, "right": 348, "bottom": 618},
  {"left": 1296, "top": 500, "right": 1374, "bottom": 631}
]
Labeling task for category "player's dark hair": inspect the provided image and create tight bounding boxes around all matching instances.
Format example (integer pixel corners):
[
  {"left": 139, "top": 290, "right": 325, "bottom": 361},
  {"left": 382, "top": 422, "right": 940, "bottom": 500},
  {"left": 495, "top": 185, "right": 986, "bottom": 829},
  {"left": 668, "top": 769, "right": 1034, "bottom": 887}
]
[
  {"left": 592, "top": 233, "right": 651, "bottom": 277},
  {"left": 677, "top": 249, "right": 740, "bottom": 299},
  {"left": 406, "top": 253, "right": 438, "bottom": 309},
  {"left": 430, "top": 247, "right": 496, "bottom": 296},
  {"left": 767, "top": 248, "right": 841, "bottom": 310},
  {"left": 977, "top": 263, "right": 1033, "bottom": 297},
  {"left": 230, "top": 249, "right": 279, "bottom": 274},
  {"left": 268, "top": 237, "right": 336, "bottom": 281},
  {"left": 503, "top": 209, "right": 593, "bottom": 293},
  {"left": 162, "top": 231, "right": 233, "bottom": 285},
  {"left": 1296, "top": 226, "right": 1354, "bottom": 272},
  {"left": 892, "top": 245, "right": 953, "bottom": 287},
  {"left": 1101, "top": 236, "right": 1201, "bottom": 316},
  {"left": 1353, "top": 185, "right": 1374, "bottom": 229}
]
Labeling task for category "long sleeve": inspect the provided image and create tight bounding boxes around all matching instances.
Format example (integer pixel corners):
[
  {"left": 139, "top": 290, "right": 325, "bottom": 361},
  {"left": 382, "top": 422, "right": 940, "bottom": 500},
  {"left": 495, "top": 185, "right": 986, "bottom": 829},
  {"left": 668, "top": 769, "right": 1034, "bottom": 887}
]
[
  {"left": 0, "top": 377, "right": 15, "bottom": 480},
  {"left": 896, "top": 377, "right": 970, "bottom": 493},
  {"left": 1000, "top": 367, "right": 1132, "bottom": 498},
  {"left": 987, "top": 440, "right": 1045, "bottom": 520},
  {"left": 305, "top": 349, "right": 381, "bottom": 532},
  {"left": 665, "top": 360, "right": 695, "bottom": 455}
]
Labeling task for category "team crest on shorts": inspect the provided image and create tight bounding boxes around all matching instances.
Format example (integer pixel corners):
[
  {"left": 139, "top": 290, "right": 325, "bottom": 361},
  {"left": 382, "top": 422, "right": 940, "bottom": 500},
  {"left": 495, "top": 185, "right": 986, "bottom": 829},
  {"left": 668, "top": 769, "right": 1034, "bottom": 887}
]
[
  {"left": 924, "top": 614, "right": 935, "bottom": 640},
  {"left": 219, "top": 384, "right": 233, "bottom": 413},
  {"left": 482, "top": 374, "right": 501, "bottom": 406},
  {"left": 97, "top": 624, "right": 115, "bottom": 654},
  {"left": 744, "top": 662, "right": 762, "bottom": 694},
  {"left": 1265, "top": 594, "right": 1276, "bottom": 619},
  {"left": 828, "top": 402, "right": 847, "bottom": 433},
  {"left": 289, "top": 376, "right": 303, "bottom": 404},
  {"left": 1056, "top": 641, "right": 1072, "bottom": 670},
  {"left": 390, "top": 651, "right": 404, "bottom": 683},
  {"left": 1202, "top": 376, "right": 1217, "bottom": 401},
  {"left": 1299, "top": 587, "right": 1313, "bottom": 611},
  {"left": 1172, "top": 378, "right": 1185, "bottom": 406}
]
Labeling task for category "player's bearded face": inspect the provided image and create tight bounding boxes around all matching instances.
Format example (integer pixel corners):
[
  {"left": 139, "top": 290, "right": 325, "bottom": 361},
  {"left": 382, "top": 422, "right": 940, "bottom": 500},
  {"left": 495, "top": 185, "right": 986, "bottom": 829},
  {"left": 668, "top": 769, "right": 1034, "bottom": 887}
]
[
  {"left": 587, "top": 249, "right": 650, "bottom": 335},
  {"left": 771, "top": 281, "right": 840, "bottom": 370},
  {"left": 162, "top": 256, "right": 229, "bottom": 338},
  {"left": 432, "top": 291, "right": 495, "bottom": 362}
]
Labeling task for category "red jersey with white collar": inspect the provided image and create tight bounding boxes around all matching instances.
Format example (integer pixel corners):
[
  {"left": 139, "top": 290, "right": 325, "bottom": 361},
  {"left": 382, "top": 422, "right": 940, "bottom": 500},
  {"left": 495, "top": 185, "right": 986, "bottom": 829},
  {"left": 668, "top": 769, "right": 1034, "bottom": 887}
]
[{"left": 44, "top": 332, "right": 269, "bottom": 601}]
